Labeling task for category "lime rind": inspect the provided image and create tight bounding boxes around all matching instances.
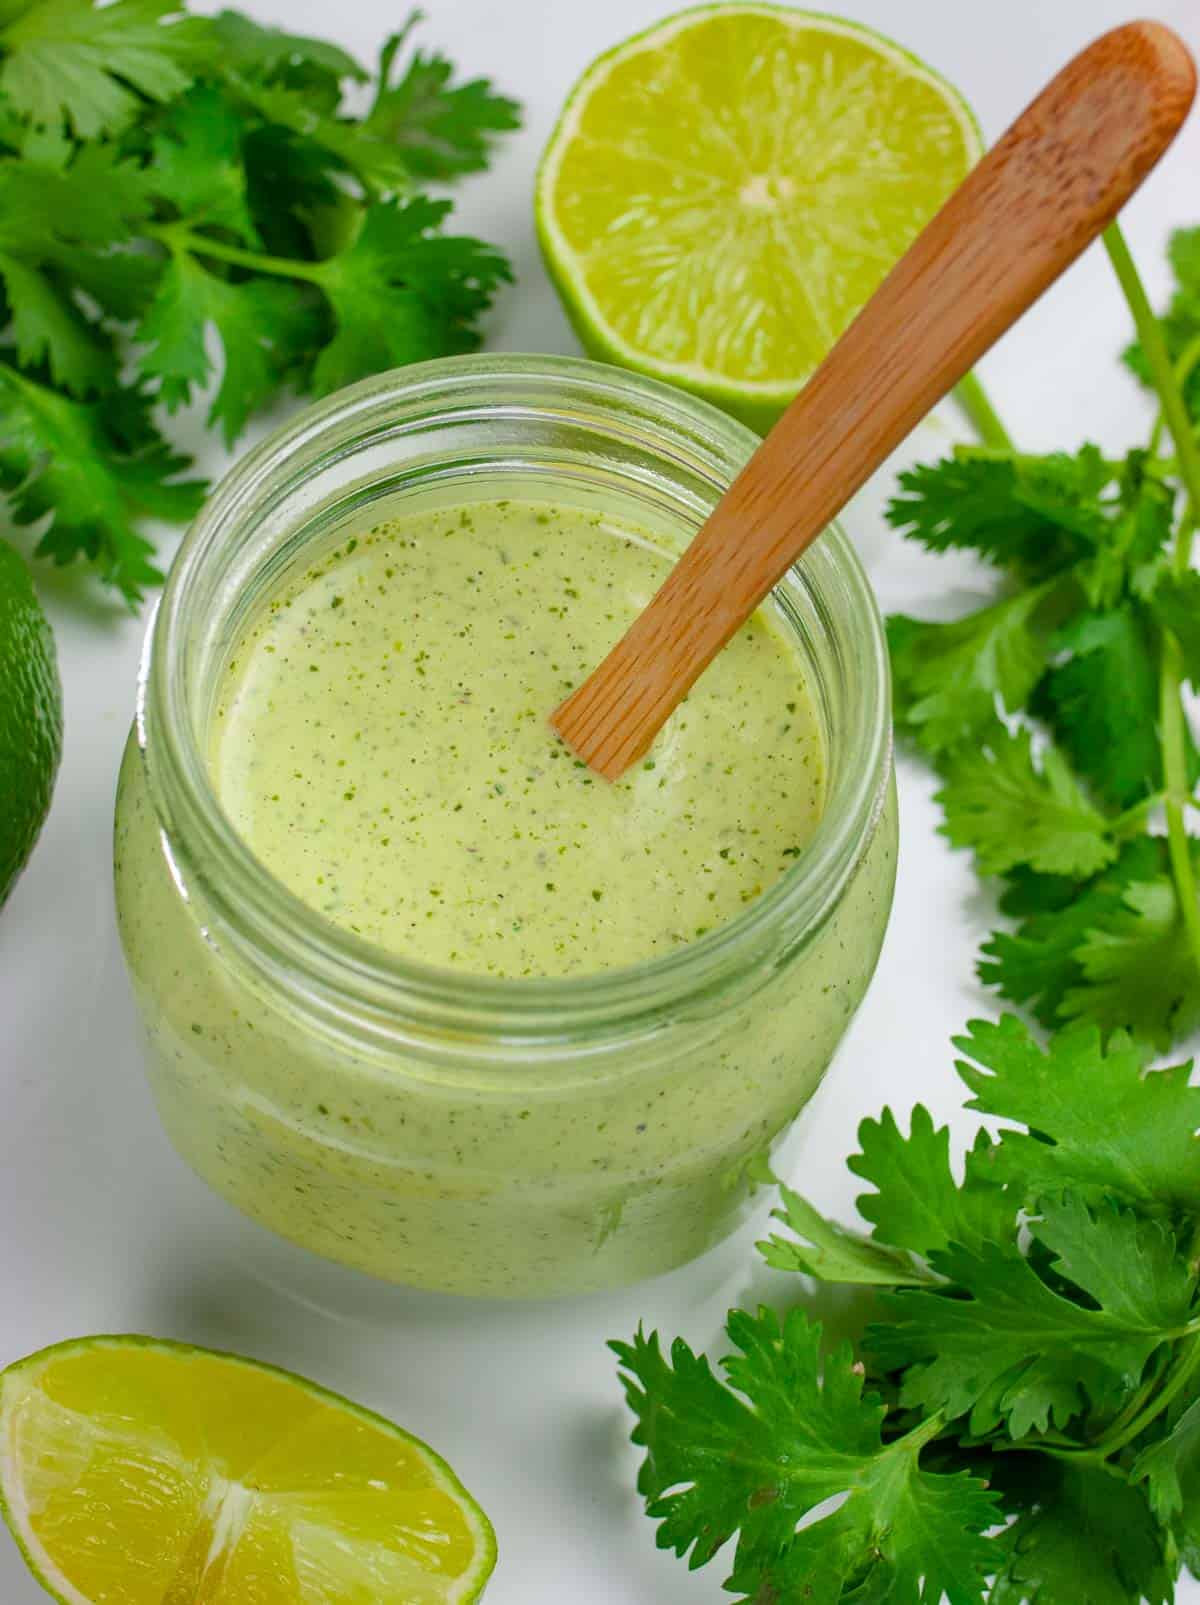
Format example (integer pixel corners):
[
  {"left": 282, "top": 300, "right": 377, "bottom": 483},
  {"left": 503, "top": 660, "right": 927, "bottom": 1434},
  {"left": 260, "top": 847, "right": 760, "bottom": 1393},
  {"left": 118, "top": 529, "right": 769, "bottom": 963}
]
[
  {"left": 0, "top": 539, "right": 62, "bottom": 907},
  {"left": 0, "top": 1334, "right": 497, "bottom": 1605},
  {"left": 537, "top": 2, "right": 984, "bottom": 434}
]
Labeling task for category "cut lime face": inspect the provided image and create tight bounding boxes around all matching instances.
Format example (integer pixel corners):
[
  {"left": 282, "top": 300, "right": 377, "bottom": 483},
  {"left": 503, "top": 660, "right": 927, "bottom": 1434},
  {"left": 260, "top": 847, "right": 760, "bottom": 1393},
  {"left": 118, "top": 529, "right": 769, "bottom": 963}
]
[
  {"left": 537, "top": 3, "right": 982, "bottom": 432},
  {"left": 0, "top": 1336, "right": 496, "bottom": 1604}
]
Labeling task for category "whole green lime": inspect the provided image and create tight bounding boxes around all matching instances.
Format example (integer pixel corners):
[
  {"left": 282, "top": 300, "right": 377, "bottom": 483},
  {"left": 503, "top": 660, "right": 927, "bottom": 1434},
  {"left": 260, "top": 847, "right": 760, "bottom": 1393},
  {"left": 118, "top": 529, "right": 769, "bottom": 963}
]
[{"left": 0, "top": 539, "right": 62, "bottom": 907}]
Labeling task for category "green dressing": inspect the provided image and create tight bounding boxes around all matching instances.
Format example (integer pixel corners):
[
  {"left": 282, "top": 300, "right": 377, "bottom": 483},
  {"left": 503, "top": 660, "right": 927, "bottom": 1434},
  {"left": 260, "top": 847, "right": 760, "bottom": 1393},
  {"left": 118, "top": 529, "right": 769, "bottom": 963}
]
[{"left": 211, "top": 499, "right": 824, "bottom": 976}]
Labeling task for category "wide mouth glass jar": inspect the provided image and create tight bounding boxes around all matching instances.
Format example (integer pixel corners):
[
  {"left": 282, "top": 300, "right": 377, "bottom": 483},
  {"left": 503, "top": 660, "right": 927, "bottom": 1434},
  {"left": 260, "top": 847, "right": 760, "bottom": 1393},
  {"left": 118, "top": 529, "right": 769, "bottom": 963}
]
[{"left": 114, "top": 353, "right": 897, "bottom": 1298}]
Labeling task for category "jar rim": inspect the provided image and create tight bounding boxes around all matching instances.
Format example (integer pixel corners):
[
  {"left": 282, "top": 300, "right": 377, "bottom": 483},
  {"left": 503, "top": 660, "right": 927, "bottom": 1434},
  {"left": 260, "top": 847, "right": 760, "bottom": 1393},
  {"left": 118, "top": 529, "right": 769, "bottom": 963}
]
[{"left": 141, "top": 353, "right": 892, "bottom": 1048}]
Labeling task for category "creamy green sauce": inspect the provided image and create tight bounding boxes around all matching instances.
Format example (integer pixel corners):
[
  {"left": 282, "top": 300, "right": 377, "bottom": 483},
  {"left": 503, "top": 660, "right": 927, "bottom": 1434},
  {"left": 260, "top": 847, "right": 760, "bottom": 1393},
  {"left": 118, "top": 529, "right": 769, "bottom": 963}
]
[{"left": 211, "top": 499, "right": 824, "bottom": 977}]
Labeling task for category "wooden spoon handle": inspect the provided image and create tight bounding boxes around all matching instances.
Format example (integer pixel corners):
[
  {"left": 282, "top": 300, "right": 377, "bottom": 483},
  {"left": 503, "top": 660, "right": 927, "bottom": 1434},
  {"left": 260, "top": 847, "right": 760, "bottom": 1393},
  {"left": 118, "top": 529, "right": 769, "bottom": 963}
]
[{"left": 553, "top": 20, "right": 1196, "bottom": 779}]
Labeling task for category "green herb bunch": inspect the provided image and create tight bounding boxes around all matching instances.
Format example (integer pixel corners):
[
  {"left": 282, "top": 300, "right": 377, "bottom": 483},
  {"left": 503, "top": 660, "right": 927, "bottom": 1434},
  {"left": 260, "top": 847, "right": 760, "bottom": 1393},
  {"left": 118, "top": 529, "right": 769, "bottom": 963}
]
[
  {"left": 618, "top": 226, "right": 1200, "bottom": 1603},
  {"left": 889, "top": 229, "right": 1200, "bottom": 1053},
  {"left": 617, "top": 1015, "right": 1200, "bottom": 1603},
  {"left": 0, "top": 1, "right": 520, "bottom": 604}
]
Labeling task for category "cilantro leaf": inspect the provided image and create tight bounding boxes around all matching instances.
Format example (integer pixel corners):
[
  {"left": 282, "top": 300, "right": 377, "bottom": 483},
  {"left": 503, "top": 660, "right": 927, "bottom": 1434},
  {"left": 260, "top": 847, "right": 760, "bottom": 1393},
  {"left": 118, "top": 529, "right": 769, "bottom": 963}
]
[
  {"left": 0, "top": 83, "right": 26, "bottom": 151},
  {"left": 1075, "top": 449, "right": 1177, "bottom": 609},
  {"left": 60, "top": 243, "right": 161, "bottom": 322},
  {"left": 229, "top": 75, "right": 413, "bottom": 198},
  {"left": 0, "top": 142, "right": 149, "bottom": 248},
  {"left": 308, "top": 195, "right": 510, "bottom": 396},
  {"left": 1065, "top": 858, "right": 1200, "bottom": 1050},
  {"left": 0, "top": 251, "right": 112, "bottom": 394},
  {"left": 936, "top": 726, "right": 1117, "bottom": 879},
  {"left": 871, "top": 1216, "right": 1184, "bottom": 1439},
  {"left": 0, "top": 363, "right": 203, "bottom": 604},
  {"left": 149, "top": 84, "right": 258, "bottom": 243},
  {"left": 1031, "top": 1193, "right": 1194, "bottom": 1337},
  {"left": 1133, "top": 1373, "right": 1200, "bottom": 1571},
  {"left": 366, "top": 13, "right": 521, "bottom": 181},
  {"left": 956, "top": 1014, "right": 1200, "bottom": 1213},
  {"left": 978, "top": 836, "right": 1163, "bottom": 1030},
  {"left": 210, "top": 9, "right": 366, "bottom": 91},
  {"left": 1137, "top": 1397, "right": 1200, "bottom": 1522},
  {"left": 613, "top": 1309, "right": 999, "bottom": 1604},
  {"left": 849, "top": 1104, "right": 1012, "bottom": 1258},
  {"left": 1151, "top": 568, "right": 1200, "bottom": 689},
  {"left": 758, "top": 1182, "right": 938, "bottom": 1286},
  {"left": 0, "top": 145, "right": 153, "bottom": 393},
  {"left": 760, "top": 1110, "right": 1014, "bottom": 1289},
  {"left": 991, "top": 1459, "right": 1173, "bottom": 1605},
  {"left": 885, "top": 446, "right": 1112, "bottom": 577},
  {"left": 1036, "top": 605, "right": 1162, "bottom": 808},
  {"left": 888, "top": 581, "right": 1059, "bottom": 755},
  {"left": 137, "top": 253, "right": 318, "bottom": 442},
  {"left": 0, "top": 0, "right": 199, "bottom": 139},
  {"left": 240, "top": 122, "right": 342, "bottom": 259}
]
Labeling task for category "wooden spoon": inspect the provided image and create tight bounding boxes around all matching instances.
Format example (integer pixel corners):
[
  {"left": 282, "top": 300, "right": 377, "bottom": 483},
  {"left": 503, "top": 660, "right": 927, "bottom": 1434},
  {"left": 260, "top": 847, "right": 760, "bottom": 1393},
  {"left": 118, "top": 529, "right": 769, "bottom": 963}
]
[{"left": 552, "top": 20, "right": 1196, "bottom": 779}]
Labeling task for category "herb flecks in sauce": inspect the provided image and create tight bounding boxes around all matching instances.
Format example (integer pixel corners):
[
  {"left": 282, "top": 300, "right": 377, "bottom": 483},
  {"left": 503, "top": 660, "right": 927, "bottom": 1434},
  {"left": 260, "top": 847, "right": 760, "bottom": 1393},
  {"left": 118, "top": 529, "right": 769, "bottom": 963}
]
[{"left": 212, "top": 500, "right": 825, "bottom": 978}]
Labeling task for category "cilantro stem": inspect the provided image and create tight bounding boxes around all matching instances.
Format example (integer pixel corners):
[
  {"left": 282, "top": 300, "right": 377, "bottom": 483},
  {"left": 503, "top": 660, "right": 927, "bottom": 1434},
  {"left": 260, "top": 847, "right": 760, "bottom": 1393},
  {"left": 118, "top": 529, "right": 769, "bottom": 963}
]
[
  {"left": 1103, "top": 220, "right": 1200, "bottom": 988},
  {"left": 953, "top": 371, "right": 1013, "bottom": 450},
  {"left": 1149, "top": 332, "right": 1200, "bottom": 458},
  {"left": 1000, "top": 1333, "right": 1200, "bottom": 1469},
  {"left": 1158, "top": 633, "right": 1200, "bottom": 980},
  {"left": 1111, "top": 787, "right": 1200, "bottom": 834},
  {"left": 1075, "top": 1331, "right": 1200, "bottom": 1465},
  {"left": 1110, "top": 791, "right": 1165, "bottom": 837},
  {"left": 977, "top": 1430, "right": 1079, "bottom": 1458},
  {"left": 147, "top": 222, "right": 330, "bottom": 286},
  {"left": 1103, "top": 223, "right": 1200, "bottom": 572}
]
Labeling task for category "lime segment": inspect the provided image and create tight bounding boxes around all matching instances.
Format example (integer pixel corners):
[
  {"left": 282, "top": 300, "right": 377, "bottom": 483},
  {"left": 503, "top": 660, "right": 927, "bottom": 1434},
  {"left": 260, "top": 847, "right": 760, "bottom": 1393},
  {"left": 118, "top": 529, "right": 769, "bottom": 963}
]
[
  {"left": 0, "top": 1336, "right": 496, "bottom": 1604},
  {"left": 537, "top": 3, "right": 982, "bottom": 431}
]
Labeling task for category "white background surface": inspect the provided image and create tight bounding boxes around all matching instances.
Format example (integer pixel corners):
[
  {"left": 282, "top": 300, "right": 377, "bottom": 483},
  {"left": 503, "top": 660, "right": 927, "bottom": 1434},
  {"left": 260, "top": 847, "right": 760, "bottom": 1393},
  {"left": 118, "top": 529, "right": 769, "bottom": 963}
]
[{"left": 3, "top": 1, "right": 1200, "bottom": 1600}]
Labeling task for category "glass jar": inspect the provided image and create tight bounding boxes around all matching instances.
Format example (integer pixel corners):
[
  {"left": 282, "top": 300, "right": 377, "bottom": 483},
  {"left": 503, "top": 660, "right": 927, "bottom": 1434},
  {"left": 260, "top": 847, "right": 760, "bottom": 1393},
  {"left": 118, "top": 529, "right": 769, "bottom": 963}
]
[{"left": 114, "top": 354, "right": 897, "bottom": 1299}]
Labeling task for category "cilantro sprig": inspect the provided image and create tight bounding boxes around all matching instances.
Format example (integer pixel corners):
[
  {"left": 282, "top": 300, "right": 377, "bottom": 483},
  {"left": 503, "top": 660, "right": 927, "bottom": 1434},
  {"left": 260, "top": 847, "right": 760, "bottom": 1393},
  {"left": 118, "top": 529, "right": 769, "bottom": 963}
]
[
  {"left": 619, "top": 1019, "right": 1200, "bottom": 1603},
  {"left": 614, "top": 1313, "right": 999, "bottom": 1602},
  {"left": 0, "top": 3, "right": 519, "bottom": 603},
  {"left": 889, "top": 223, "right": 1200, "bottom": 1053}
]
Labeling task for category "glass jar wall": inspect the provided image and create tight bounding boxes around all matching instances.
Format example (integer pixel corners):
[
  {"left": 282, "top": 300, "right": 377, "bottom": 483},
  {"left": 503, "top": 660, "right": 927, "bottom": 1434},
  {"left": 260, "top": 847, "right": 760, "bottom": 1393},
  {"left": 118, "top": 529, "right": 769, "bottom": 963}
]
[{"left": 114, "top": 355, "right": 897, "bottom": 1297}]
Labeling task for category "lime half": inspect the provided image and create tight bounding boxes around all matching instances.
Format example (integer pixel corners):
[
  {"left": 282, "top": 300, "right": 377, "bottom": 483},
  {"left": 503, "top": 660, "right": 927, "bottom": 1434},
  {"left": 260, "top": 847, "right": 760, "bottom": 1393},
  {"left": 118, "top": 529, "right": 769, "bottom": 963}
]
[
  {"left": 537, "top": 3, "right": 982, "bottom": 432},
  {"left": 0, "top": 1336, "right": 496, "bottom": 1604}
]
